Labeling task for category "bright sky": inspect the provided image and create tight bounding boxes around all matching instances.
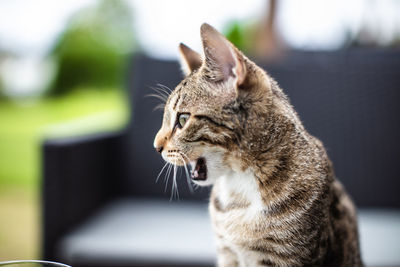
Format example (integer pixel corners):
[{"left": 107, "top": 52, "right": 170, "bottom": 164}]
[
  {"left": 1, "top": 0, "right": 398, "bottom": 96},
  {"left": 0, "top": 0, "right": 399, "bottom": 59},
  {"left": 0, "top": 0, "right": 95, "bottom": 56}
]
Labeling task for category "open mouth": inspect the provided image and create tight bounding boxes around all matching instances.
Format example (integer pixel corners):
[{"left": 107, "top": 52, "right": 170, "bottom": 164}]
[{"left": 190, "top": 157, "right": 207, "bottom": 181}]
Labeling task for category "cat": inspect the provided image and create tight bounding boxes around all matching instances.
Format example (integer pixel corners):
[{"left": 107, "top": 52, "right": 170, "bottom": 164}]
[{"left": 154, "top": 23, "right": 362, "bottom": 267}]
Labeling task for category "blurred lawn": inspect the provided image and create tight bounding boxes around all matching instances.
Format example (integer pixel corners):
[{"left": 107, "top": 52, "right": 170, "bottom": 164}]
[
  {"left": 0, "top": 187, "right": 39, "bottom": 260},
  {"left": 0, "top": 88, "right": 128, "bottom": 260}
]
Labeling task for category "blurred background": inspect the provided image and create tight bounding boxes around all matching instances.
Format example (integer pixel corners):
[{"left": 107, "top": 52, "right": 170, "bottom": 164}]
[{"left": 0, "top": 0, "right": 399, "bottom": 265}]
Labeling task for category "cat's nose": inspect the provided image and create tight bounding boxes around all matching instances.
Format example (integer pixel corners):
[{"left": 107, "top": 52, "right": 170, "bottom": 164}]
[
  {"left": 155, "top": 146, "right": 163, "bottom": 154},
  {"left": 154, "top": 128, "right": 167, "bottom": 153}
]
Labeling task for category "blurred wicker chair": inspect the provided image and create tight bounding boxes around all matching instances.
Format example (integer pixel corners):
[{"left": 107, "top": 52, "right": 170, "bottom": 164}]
[{"left": 42, "top": 50, "right": 400, "bottom": 267}]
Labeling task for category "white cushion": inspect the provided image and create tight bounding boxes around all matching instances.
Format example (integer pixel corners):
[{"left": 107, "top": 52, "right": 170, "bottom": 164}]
[
  {"left": 58, "top": 199, "right": 216, "bottom": 265},
  {"left": 358, "top": 209, "right": 400, "bottom": 266},
  {"left": 58, "top": 199, "right": 400, "bottom": 266}
]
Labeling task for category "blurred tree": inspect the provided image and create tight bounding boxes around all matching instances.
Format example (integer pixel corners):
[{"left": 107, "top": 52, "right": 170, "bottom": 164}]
[
  {"left": 0, "top": 50, "right": 13, "bottom": 100},
  {"left": 224, "top": 21, "right": 250, "bottom": 53},
  {"left": 49, "top": 0, "right": 136, "bottom": 95},
  {"left": 224, "top": 0, "right": 284, "bottom": 62},
  {"left": 0, "top": 76, "right": 4, "bottom": 100}
]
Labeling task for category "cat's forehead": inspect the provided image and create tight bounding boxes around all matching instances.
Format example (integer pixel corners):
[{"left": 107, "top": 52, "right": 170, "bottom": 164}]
[{"left": 167, "top": 76, "right": 211, "bottom": 112}]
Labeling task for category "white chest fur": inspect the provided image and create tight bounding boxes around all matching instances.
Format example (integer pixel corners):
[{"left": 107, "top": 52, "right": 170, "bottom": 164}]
[
  {"left": 220, "top": 170, "right": 263, "bottom": 210},
  {"left": 210, "top": 170, "right": 265, "bottom": 234},
  {"left": 210, "top": 170, "right": 267, "bottom": 266}
]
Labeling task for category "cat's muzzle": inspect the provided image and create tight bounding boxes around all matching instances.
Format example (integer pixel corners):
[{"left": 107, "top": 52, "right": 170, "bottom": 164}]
[{"left": 190, "top": 157, "right": 207, "bottom": 181}]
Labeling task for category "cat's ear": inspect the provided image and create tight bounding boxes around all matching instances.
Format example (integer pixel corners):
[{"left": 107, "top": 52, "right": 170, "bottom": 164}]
[
  {"left": 200, "top": 23, "right": 246, "bottom": 86},
  {"left": 178, "top": 43, "right": 203, "bottom": 76}
]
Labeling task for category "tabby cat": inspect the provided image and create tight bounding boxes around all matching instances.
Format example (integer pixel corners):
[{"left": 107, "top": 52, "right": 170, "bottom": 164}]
[{"left": 154, "top": 23, "right": 362, "bottom": 267}]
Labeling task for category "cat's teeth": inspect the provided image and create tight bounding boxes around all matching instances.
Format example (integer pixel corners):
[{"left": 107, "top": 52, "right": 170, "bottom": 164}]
[{"left": 189, "top": 161, "right": 196, "bottom": 170}]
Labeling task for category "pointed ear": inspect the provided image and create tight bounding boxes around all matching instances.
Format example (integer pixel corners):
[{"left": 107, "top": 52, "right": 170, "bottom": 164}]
[
  {"left": 200, "top": 23, "right": 246, "bottom": 86},
  {"left": 178, "top": 43, "right": 202, "bottom": 76}
]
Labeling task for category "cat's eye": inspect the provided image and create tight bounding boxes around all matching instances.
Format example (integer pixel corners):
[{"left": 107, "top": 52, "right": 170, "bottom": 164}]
[{"left": 177, "top": 113, "right": 190, "bottom": 128}]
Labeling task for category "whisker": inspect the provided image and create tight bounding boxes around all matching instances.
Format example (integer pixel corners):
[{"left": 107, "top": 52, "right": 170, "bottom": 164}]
[
  {"left": 179, "top": 153, "right": 194, "bottom": 193},
  {"left": 151, "top": 85, "right": 170, "bottom": 100},
  {"left": 193, "top": 183, "right": 201, "bottom": 191},
  {"left": 145, "top": 93, "right": 168, "bottom": 103},
  {"left": 174, "top": 164, "right": 179, "bottom": 200},
  {"left": 178, "top": 164, "right": 183, "bottom": 179},
  {"left": 164, "top": 164, "right": 173, "bottom": 192},
  {"left": 179, "top": 152, "right": 192, "bottom": 165},
  {"left": 146, "top": 84, "right": 173, "bottom": 111},
  {"left": 164, "top": 163, "right": 171, "bottom": 182},
  {"left": 156, "top": 83, "right": 173, "bottom": 93},
  {"left": 170, "top": 164, "right": 180, "bottom": 201},
  {"left": 156, "top": 162, "right": 169, "bottom": 183},
  {"left": 154, "top": 83, "right": 172, "bottom": 93},
  {"left": 153, "top": 103, "right": 165, "bottom": 111}
]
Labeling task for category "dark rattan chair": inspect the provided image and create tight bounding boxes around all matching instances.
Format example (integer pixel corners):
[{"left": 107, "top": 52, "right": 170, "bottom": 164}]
[{"left": 42, "top": 50, "right": 400, "bottom": 267}]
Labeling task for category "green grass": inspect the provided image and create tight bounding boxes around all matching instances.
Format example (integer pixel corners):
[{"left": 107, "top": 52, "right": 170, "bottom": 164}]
[
  {"left": 0, "top": 88, "right": 128, "bottom": 261},
  {"left": 0, "top": 186, "right": 39, "bottom": 261},
  {"left": 0, "top": 87, "right": 128, "bottom": 187}
]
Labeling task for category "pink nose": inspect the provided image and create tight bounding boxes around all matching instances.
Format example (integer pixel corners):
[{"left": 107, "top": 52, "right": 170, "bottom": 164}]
[{"left": 155, "top": 146, "right": 163, "bottom": 153}]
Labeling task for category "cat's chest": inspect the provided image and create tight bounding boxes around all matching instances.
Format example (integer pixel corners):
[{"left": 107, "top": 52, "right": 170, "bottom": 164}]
[{"left": 209, "top": 170, "right": 265, "bottom": 239}]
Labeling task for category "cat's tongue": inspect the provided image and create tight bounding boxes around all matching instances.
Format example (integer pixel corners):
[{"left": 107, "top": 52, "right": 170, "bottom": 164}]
[{"left": 190, "top": 157, "right": 207, "bottom": 181}]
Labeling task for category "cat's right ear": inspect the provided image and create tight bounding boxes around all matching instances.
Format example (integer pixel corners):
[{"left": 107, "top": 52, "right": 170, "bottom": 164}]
[
  {"left": 178, "top": 43, "right": 202, "bottom": 76},
  {"left": 200, "top": 23, "right": 246, "bottom": 87}
]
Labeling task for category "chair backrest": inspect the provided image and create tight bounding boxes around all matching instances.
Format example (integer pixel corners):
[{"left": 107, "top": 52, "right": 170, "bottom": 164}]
[
  {"left": 263, "top": 49, "right": 400, "bottom": 208},
  {"left": 123, "top": 51, "right": 400, "bottom": 207}
]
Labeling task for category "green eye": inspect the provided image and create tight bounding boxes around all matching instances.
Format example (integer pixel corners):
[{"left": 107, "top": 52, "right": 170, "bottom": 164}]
[{"left": 178, "top": 113, "right": 190, "bottom": 128}]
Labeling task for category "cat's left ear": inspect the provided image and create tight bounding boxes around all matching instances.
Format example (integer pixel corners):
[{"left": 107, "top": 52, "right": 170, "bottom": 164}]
[
  {"left": 200, "top": 23, "right": 246, "bottom": 87},
  {"left": 178, "top": 43, "right": 203, "bottom": 76}
]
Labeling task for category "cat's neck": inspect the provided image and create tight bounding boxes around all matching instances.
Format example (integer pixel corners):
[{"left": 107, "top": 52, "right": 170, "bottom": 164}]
[{"left": 213, "top": 169, "right": 265, "bottom": 216}]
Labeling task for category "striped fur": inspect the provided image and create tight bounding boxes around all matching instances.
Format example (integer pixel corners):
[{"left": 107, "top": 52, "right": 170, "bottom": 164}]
[{"left": 154, "top": 24, "right": 362, "bottom": 266}]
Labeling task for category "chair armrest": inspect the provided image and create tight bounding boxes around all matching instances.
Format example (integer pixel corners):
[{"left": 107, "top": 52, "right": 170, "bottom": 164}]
[{"left": 42, "top": 131, "right": 125, "bottom": 261}]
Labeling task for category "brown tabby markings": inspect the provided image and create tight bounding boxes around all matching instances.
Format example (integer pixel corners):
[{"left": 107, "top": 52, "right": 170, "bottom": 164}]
[
  {"left": 212, "top": 192, "right": 250, "bottom": 213},
  {"left": 154, "top": 24, "right": 362, "bottom": 266}
]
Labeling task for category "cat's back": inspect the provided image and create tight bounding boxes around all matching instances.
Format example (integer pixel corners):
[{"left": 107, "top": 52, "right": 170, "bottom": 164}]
[{"left": 209, "top": 134, "right": 362, "bottom": 266}]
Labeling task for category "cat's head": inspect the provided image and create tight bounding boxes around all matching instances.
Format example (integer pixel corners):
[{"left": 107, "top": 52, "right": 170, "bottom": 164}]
[{"left": 153, "top": 23, "right": 271, "bottom": 186}]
